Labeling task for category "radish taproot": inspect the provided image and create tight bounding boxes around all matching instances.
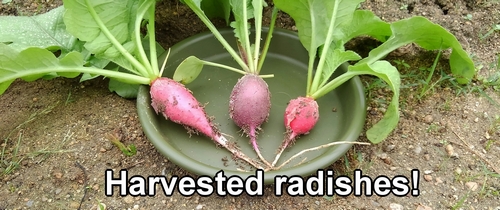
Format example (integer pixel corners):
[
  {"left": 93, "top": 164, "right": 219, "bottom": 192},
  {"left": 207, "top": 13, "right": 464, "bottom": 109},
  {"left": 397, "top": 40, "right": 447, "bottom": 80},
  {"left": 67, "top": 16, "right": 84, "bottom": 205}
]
[{"left": 180, "top": 0, "right": 279, "bottom": 167}]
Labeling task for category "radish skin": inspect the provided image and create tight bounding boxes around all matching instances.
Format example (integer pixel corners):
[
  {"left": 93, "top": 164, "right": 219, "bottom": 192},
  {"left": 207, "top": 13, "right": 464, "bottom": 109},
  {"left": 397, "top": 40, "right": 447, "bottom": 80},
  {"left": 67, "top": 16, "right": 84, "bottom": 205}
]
[
  {"left": 272, "top": 96, "right": 319, "bottom": 167},
  {"left": 150, "top": 77, "right": 263, "bottom": 169},
  {"left": 229, "top": 74, "right": 272, "bottom": 167}
]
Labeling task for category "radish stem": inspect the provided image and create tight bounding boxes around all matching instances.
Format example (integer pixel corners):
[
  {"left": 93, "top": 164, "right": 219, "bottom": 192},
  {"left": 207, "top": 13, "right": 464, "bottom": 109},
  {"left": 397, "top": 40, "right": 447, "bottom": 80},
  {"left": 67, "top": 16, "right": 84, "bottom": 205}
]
[
  {"left": 134, "top": 0, "right": 155, "bottom": 77},
  {"left": 147, "top": 1, "right": 159, "bottom": 76},
  {"left": 83, "top": 0, "right": 149, "bottom": 77},
  {"left": 257, "top": 7, "right": 278, "bottom": 73},
  {"left": 309, "top": 0, "right": 340, "bottom": 94}
]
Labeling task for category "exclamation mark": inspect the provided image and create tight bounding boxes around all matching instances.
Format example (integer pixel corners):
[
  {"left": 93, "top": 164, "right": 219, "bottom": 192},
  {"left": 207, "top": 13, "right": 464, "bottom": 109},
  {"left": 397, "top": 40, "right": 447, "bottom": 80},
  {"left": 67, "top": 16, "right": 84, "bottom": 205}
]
[{"left": 411, "top": 169, "right": 420, "bottom": 196}]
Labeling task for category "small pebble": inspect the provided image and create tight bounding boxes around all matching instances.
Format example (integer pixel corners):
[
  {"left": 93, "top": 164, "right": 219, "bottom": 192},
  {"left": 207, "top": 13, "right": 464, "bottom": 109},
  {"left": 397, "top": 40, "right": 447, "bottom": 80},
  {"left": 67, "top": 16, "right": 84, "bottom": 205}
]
[
  {"left": 465, "top": 182, "right": 478, "bottom": 191},
  {"left": 32, "top": 97, "right": 38, "bottom": 102},
  {"left": 53, "top": 172, "right": 63, "bottom": 179},
  {"left": 424, "top": 175, "right": 432, "bottom": 182},
  {"left": 424, "top": 115, "right": 434, "bottom": 124},
  {"left": 424, "top": 170, "right": 433, "bottom": 174},
  {"left": 371, "top": 201, "right": 381, "bottom": 207},
  {"left": 414, "top": 145, "right": 422, "bottom": 154},
  {"left": 100, "top": 148, "right": 107, "bottom": 153},
  {"left": 445, "top": 144, "right": 454, "bottom": 157},
  {"left": 483, "top": 112, "right": 488, "bottom": 119},
  {"left": 195, "top": 204, "right": 204, "bottom": 210},
  {"left": 435, "top": 177, "right": 443, "bottom": 185},
  {"left": 55, "top": 188, "right": 62, "bottom": 195},
  {"left": 69, "top": 202, "right": 80, "bottom": 209},
  {"left": 315, "top": 201, "right": 320, "bottom": 206},
  {"left": 386, "top": 144, "right": 396, "bottom": 152},
  {"left": 389, "top": 203, "right": 403, "bottom": 210},
  {"left": 390, "top": 167, "right": 398, "bottom": 171},
  {"left": 455, "top": 168, "right": 462, "bottom": 175},
  {"left": 378, "top": 153, "right": 388, "bottom": 159},
  {"left": 474, "top": 117, "right": 479, "bottom": 122},
  {"left": 302, "top": 199, "right": 309, "bottom": 203},
  {"left": 485, "top": 132, "right": 490, "bottom": 140},
  {"left": 133, "top": 205, "right": 139, "bottom": 209},
  {"left": 424, "top": 154, "right": 430, "bottom": 161}
]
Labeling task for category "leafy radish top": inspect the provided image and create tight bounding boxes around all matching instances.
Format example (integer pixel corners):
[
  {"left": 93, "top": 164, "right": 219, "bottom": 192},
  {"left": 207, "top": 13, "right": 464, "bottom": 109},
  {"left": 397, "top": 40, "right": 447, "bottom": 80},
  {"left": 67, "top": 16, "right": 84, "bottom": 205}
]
[
  {"left": 273, "top": 0, "right": 475, "bottom": 143},
  {"left": 173, "top": 0, "right": 278, "bottom": 83}
]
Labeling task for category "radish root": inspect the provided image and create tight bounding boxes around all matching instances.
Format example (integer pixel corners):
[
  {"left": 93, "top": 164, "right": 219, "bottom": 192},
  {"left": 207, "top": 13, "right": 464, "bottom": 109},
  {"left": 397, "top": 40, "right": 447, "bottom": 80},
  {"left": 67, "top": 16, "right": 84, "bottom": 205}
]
[{"left": 272, "top": 141, "right": 371, "bottom": 170}]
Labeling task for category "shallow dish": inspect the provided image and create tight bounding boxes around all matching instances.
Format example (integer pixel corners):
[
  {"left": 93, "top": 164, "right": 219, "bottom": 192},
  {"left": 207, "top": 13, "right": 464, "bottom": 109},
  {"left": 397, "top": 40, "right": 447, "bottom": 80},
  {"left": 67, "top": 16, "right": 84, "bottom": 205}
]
[{"left": 136, "top": 28, "right": 366, "bottom": 184}]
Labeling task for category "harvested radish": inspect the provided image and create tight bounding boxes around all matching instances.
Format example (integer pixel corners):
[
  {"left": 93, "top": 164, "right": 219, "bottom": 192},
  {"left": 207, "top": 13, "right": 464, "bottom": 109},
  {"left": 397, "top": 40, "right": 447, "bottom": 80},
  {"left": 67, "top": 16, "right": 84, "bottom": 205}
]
[
  {"left": 229, "top": 74, "right": 271, "bottom": 167},
  {"left": 271, "top": 97, "right": 319, "bottom": 166},
  {"left": 150, "top": 77, "right": 263, "bottom": 169},
  {"left": 150, "top": 77, "right": 215, "bottom": 137},
  {"left": 180, "top": 0, "right": 279, "bottom": 167},
  {"left": 271, "top": 0, "right": 404, "bottom": 167}
]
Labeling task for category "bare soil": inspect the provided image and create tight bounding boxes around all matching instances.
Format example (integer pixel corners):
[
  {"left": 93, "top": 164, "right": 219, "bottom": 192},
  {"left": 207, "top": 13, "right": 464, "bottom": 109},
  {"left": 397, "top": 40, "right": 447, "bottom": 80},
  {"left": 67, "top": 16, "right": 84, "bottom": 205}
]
[{"left": 1, "top": 0, "right": 500, "bottom": 209}]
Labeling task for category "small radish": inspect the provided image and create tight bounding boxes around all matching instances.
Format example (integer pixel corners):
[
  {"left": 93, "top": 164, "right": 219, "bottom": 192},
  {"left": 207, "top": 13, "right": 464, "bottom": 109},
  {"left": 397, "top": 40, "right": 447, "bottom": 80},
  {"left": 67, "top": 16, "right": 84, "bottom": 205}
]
[
  {"left": 150, "top": 77, "right": 263, "bottom": 169},
  {"left": 271, "top": 96, "right": 319, "bottom": 167},
  {"left": 229, "top": 74, "right": 271, "bottom": 167}
]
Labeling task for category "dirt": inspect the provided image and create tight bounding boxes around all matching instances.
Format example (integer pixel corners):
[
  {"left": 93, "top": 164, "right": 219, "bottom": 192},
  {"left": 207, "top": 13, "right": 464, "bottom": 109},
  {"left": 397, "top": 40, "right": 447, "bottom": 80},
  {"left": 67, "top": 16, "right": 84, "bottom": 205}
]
[{"left": 1, "top": 0, "right": 500, "bottom": 209}]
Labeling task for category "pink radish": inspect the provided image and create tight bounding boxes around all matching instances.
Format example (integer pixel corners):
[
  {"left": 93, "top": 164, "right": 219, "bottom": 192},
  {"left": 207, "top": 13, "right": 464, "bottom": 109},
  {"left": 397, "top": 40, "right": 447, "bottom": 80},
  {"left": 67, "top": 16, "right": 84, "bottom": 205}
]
[
  {"left": 229, "top": 74, "right": 272, "bottom": 167},
  {"left": 271, "top": 96, "right": 319, "bottom": 167},
  {"left": 181, "top": 0, "right": 279, "bottom": 168},
  {"left": 150, "top": 77, "right": 263, "bottom": 169}
]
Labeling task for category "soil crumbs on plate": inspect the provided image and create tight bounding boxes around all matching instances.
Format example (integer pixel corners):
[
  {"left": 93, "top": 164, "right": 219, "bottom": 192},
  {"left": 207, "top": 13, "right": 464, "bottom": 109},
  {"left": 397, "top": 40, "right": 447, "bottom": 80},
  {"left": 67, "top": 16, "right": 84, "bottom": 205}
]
[{"left": 1, "top": 0, "right": 500, "bottom": 209}]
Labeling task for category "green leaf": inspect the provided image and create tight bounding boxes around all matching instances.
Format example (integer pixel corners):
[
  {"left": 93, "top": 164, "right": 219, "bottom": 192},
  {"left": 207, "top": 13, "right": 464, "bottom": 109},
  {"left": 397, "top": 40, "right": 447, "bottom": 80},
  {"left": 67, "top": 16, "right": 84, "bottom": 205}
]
[
  {"left": 0, "top": 43, "right": 150, "bottom": 95},
  {"left": 173, "top": 56, "right": 205, "bottom": 84},
  {"left": 63, "top": 0, "right": 137, "bottom": 55},
  {"left": 318, "top": 47, "right": 361, "bottom": 87},
  {"left": 348, "top": 61, "right": 401, "bottom": 144},
  {"left": 341, "top": 10, "right": 391, "bottom": 43},
  {"left": 108, "top": 78, "right": 140, "bottom": 99},
  {"left": 0, "top": 43, "right": 84, "bottom": 95},
  {"left": 273, "top": 0, "right": 363, "bottom": 53},
  {"left": 62, "top": 0, "right": 143, "bottom": 73},
  {"left": 0, "top": 6, "right": 75, "bottom": 52},
  {"left": 360, "top": 16, "right": 475, "bottom": 84},
  {"left": 200, "top": 0, "right": 231, "bottom": 24}
]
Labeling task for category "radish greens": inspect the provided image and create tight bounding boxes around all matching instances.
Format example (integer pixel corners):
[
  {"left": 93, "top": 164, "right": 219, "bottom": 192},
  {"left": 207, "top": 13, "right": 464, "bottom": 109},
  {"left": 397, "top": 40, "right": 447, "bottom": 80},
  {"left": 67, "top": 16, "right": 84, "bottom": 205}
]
[{"left": 273, "top": 0, "right": 475, "bottom": 144}]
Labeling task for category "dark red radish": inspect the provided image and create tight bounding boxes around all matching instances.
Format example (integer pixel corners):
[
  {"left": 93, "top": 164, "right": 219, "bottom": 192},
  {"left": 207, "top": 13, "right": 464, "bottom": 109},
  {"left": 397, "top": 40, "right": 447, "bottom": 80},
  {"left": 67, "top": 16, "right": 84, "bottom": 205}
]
[
  {"left": 229, "top": 74, "right": 272, "bottom": 167},
  {"left": 272, "top": 96, "right": 319, "bottom": 167},
  {"left": 150, "top": 77, "right": 263, "bottom": 169}
]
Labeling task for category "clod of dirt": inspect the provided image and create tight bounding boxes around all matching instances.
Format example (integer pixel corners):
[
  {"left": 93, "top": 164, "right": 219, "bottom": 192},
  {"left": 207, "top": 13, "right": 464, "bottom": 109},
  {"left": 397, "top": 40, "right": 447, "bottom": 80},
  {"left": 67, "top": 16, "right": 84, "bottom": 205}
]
[
  {"left": 465, "top": 182, "right": 478, "bottom": 191},
  {"left": 424, "top": 174, "right": 433, "bottom": 182},
  {"left": 424, "top": 115, "right": 434, "bottom": 124},
  {"left": 445, "top": 144, "right": 454, "bottom": 156}
]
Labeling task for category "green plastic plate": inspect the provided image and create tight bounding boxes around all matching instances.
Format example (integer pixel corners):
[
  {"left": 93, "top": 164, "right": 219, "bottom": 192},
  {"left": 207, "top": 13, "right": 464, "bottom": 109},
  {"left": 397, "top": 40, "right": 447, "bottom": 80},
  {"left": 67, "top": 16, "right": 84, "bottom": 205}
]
[{"left": 137, "top": 28, "right": 366, "bottom": 184}]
